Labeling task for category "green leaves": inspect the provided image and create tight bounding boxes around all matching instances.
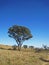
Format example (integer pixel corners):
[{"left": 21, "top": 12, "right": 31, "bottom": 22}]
[
  {"left": 8, "top": 25, "right": 33, "bottom": 51},
  {"left": 8, "top": 25, "right": 32, "bottom": 44}
]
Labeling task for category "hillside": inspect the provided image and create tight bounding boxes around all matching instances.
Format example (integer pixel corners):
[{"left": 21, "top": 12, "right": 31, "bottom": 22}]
[{"left": 0, "top": 45, "right": 49, "bottom": 65}]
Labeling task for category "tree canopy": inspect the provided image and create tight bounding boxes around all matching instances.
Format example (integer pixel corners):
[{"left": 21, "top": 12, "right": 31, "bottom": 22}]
[{"left": 8, "top": 25, "right": 33, "bottom": 51}]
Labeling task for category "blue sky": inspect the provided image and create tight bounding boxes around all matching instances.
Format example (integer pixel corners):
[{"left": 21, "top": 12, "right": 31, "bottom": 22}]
[{"left": 0, "top": 0, "right": 49, "bottom": 47}]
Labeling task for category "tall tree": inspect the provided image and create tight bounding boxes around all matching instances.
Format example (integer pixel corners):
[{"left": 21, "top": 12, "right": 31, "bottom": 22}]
[{"left": 8, "top": 25, "right": 32, "bottom": 51}]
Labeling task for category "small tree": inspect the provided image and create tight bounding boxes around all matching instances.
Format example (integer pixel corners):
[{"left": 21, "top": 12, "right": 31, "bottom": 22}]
[
  {"left": 8, "top": 25, "right": 32, "bottom": 51},
  {"left": 42, "top": 44, "right": 47, "bottom": 50},
  {"left": 23, "top": 45, "right": 28, "bottom": 49},
  {"left": 29, "top": 46, "right": 34, "bottom": 49}
]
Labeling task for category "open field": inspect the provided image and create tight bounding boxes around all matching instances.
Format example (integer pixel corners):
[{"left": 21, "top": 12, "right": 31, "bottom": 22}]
[{"left": 0, "top": 45, "right": 49, "bottom": 65}]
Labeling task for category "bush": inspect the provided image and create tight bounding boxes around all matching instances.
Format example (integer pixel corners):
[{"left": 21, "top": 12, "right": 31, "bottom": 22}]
[
  {"left": 29, "top": 46, "right": 34, "bottom": 49},
  {"left": 35, "top": 48, "right": 41, "bottom": 53},
  {"left": 8, "top": 48, "right": 12, "bottom": 50},
  {"left": 12, "top": 45, "right": 17, "bottom": 50},
  {"left": 23, "top": 45, "right": 28, "bottom": 49}
]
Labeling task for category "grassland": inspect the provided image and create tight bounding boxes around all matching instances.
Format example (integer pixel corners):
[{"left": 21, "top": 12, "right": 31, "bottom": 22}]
[{"left": 0, "top": 45, "right": 49, "bottom": 65}]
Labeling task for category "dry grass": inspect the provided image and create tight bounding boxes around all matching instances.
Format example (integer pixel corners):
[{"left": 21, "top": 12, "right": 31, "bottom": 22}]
[{"left": 0, "top": 45, "right": 49, "bottom": 65}]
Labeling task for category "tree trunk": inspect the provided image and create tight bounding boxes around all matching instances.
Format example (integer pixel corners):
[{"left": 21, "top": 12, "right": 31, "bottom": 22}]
[{"left": 18, "top": 44, "right": 21, "bottom": 51}]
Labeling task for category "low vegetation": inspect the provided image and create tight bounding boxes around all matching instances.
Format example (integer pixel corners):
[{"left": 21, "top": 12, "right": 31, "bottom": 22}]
[{"left": 0, "top": 45, "right": 49, "bottom": 65}]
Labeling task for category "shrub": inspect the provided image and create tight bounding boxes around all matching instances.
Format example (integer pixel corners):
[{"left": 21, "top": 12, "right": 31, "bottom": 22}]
[
  {"left": 29, "top": 46, "right": 34, "bottom": 49},
  {"left": 12, "top": 45, "right": 17, "bottom": 50},
  {"left": 23, "top": 45, "right": 28, "bottom": 49}
]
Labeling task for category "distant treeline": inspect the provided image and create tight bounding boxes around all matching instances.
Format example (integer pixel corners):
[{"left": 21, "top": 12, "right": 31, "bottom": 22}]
[{"left": 0, "top": 44, "right": 49, "bottom": 53}]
